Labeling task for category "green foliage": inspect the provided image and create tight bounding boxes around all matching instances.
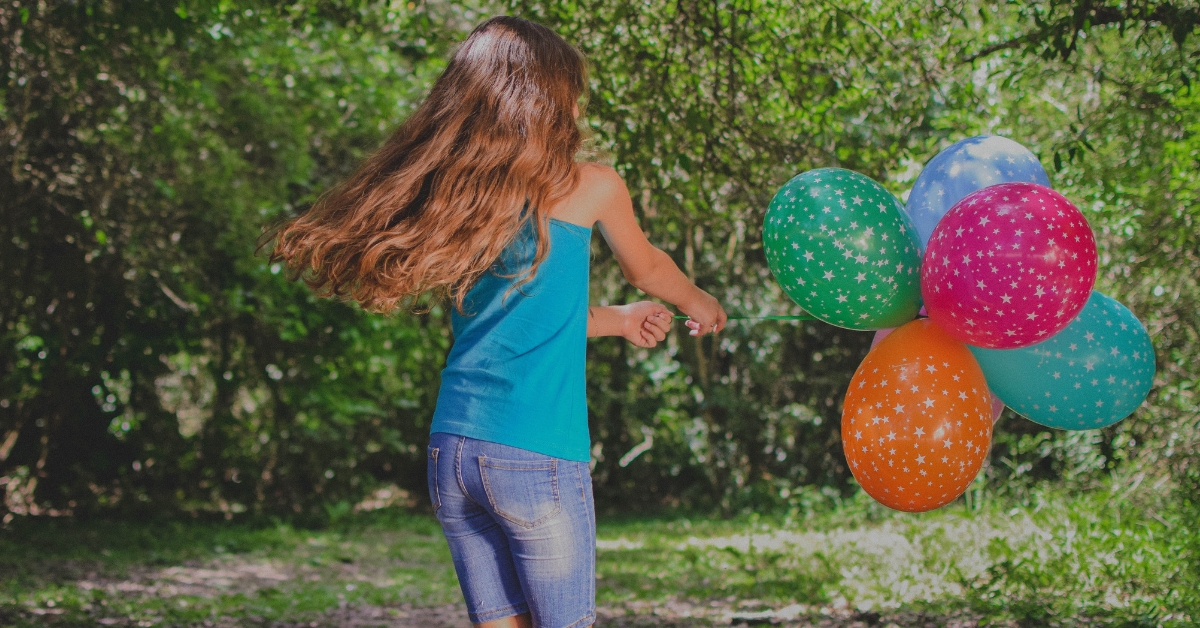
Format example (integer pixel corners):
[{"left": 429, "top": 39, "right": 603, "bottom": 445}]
[
  {"left": 963, "top": 0, "right": 1199, "bottom": 79},
  {"left": 1, "top": 0, "right": 1198, "bottom": 522},
  {"left": 0, "top": 0, "right": 473, "bottom": 520}
]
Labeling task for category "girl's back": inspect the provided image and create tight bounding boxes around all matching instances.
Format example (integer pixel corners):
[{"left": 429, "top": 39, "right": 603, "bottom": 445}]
[
  {"left": 433, "top": 163, "right": 646, "bottom": 463},
  {"left": 433, "top": 215, "right": 593, "bottom": 462}
]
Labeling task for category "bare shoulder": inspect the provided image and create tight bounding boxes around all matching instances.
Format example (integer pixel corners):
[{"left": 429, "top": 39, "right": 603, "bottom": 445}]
[
  {"left": 547, "top": 162, "right": 630, "bottom": 227},
  {"left": 577, "top": 162, "right": 625, "bottom": 191}
]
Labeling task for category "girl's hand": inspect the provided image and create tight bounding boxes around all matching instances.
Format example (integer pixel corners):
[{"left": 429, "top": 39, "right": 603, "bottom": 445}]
[
  {"left": 619, "top": 301, "right": 673, "bottom": 348},
  {"left": 680, "top": 289, "right": 727, "bottom": 337}
]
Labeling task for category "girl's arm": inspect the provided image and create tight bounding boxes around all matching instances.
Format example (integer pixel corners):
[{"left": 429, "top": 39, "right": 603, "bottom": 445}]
[
  {"left": 569, "top": 165, "right": 727, "bottom": 336},
  {"left": 587, "top": 303, "right": 673, "bottom": 348}
]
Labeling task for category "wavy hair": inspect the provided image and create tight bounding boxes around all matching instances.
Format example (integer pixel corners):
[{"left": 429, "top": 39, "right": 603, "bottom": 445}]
[{"left": 266, "top": 16, "right": 588, "bottom": 313}]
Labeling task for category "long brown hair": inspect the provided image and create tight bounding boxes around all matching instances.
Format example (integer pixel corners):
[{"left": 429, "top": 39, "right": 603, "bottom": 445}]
[{"left": 267, "top": 16, "right": 587, "bottom": 313}]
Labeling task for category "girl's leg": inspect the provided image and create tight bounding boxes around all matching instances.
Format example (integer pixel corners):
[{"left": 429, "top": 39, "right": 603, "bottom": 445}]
[
  {"left": 458, "top": 438, "right": 597, "bottom": 628},
  {"left": 429, "top": 434, "right": 532, "bottom": 624}
]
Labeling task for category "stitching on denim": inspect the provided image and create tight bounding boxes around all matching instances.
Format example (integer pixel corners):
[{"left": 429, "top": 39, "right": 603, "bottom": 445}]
[
  {"left": 563, "top": 610, "right": 596, "bottom": 628},
  {"left": 469, "top": 601, "right": 529, "bottom": 624},
  {"left": 454, "top": 436, "right": 475, "bottom": 505},
  {"left": 428, "top": 447, "right": 441, "bottom": 513},
  {"left": 577, "top": 462, "right": 587, "bottom": 506},
  {"left": 551, "top": 458, "right": 560, "bottom": 505},
  {"left": 582, "top": 463, "right": 597, "bottom": 608},
  {"left": 479, "top": 461, "right": 555, "bottom": 471},
  {"left": 479, "top": 456, "right": 561, "bottom": 529}
]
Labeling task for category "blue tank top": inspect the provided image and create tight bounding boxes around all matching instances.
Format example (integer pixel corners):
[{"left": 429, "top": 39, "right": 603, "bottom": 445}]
[{"left": 430, "top": 218, "right": 592, "bottom": 462}]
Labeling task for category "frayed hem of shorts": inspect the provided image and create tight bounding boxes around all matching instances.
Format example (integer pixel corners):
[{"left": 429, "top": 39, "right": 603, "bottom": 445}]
[{"left": 469, "top": 602, "right": 531, "bottom": 624}]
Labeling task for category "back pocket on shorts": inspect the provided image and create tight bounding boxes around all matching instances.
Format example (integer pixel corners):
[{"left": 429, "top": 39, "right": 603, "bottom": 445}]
[{"left": 479, "top": 456, "right": 561, "bottom": 529}]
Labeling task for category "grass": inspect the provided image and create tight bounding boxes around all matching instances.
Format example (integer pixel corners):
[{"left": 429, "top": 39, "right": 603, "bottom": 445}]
[
  {"left": 0, "top": 487, "right": 1194, "bottom": 627},
  {"left": 595, "top": 487, "right": 1195, "bottom": 626},
  {"left": 0, "top": 512, "right": 462, "bottom": 627}
]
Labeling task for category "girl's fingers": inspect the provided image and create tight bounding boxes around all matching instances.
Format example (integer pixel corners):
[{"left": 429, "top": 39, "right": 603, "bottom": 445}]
[
  {"left": 641, "top": 320, "right": 667, "bottom": 343},
  {"left": 683, "top": 315, "right": 727, "bottom": 336}
]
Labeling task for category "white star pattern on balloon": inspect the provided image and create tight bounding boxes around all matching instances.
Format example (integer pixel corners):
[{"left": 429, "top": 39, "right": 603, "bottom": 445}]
[
  {"left": 905, "top": 135, "right": 1052, "bottom": 246},
  {"left": 764, "top": 169, "right": 922, "bottom": 330},
  {"left": 970, "top": 291, "right": 1156, "bottom": 430},
  {"left": 843, "top": 320, "right": 994, "bottom": 512},
  {"left": 920, "top": 182, "right": 1098, "bottom": 349}
]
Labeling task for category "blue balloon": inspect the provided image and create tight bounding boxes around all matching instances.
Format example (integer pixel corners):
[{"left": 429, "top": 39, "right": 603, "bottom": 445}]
[
  {"left": 969, "top": 292, "right": 1155, "bottom": 430},
  {"left": 905, "top": 135, "right": 1051, "bottom": 247}
]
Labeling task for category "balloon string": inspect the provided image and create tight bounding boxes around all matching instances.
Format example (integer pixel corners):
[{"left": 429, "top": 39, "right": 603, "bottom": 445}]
[{"left": 673, "top": 314, "right": 816, "bottom": 321}]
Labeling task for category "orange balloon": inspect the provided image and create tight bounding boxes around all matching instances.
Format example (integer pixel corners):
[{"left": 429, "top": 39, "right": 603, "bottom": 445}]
[{"left": 843, "top": 319, "right": 993, "bottom": 512}]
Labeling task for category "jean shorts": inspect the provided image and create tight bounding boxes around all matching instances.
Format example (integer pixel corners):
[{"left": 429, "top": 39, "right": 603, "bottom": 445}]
[{"left": 427, "top": 432, "right": 596, "bottom": 627}]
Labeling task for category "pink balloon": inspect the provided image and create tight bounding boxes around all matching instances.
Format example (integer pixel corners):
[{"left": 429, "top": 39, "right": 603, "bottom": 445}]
[
  {"left": 989, "top": 392, "right": 1005, "bottom": 423},
  {"left": 871, "top": 327, "right": 1005, "bottom": 422},
  {"left": 870, "top": 327, "right": 894, "bottom": 350},
  {"left": 920, "top": 182, "right": 1097, "bottom": 349}
]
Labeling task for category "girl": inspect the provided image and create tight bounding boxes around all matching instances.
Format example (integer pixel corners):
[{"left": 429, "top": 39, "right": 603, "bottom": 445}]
[{"left": 271, "top": 16, "right": 726, "bottom": 628}]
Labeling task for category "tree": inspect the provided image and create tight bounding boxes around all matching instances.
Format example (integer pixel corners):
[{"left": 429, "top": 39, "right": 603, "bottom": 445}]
[
  {"left": 2, "top": 0, "right": 1196, "bottom": 520},
  {"left": 0, "top": 0, "right": 470, "bottom": 520}
]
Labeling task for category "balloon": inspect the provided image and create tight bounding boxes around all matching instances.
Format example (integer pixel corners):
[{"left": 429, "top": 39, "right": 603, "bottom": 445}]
[
  {"left": 871, "top": 327, "right": 1006, "bottom": 423},
  {"left": 906, "top": 135, "right": 1051, "bottom": 247},
  {"left": 989, "top": 394, "right": 1006, "bottom": 424},
  {"left": 969, "top": 291, "right": 1155, "bottom": 430},
  {"left": 764, "top": 168, "right": 922, "bottom": 330},
  {"left": 844, "top": 319, "right": 994, "bottom": 512},
  {"left": 921, "top": 182, "right": 1098, "bottom": 349},
  {"left": 869, "top": 327, "right": 893, "bottom": 350}
]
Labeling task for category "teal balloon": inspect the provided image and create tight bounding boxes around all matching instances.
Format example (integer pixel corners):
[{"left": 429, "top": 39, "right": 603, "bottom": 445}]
[
  {"left": 763, "top": 168, "right": 922, "bottom": 330},
  {"left": 969, "top": 292, "right": 1155, "bottom": 430}
]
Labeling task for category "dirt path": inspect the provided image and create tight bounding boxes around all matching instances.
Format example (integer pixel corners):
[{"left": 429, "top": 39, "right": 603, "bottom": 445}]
[
  {"left": 4, "top": 546, "right": 996, "bottom": 627},
  {"left": 170, "top": 605, "right": 988, "bottom": 628},
  {"left": 8, "top": 601, "right": 989, "bottom": 628}
]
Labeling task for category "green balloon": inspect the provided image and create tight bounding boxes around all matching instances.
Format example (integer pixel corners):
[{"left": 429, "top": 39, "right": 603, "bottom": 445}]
[{"left": 763, "top": 168, "right": 922, "bottom": 330}]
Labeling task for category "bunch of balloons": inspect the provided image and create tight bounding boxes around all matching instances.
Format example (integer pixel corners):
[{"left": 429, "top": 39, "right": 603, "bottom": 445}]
[{"left": 763, "top": 136, "right": 1155, "bottom": 513}]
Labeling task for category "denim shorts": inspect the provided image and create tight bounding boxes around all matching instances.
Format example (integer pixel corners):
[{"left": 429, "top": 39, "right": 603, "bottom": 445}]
[{"left": 427, "top": 432, "right": 596, "bottom": 627}]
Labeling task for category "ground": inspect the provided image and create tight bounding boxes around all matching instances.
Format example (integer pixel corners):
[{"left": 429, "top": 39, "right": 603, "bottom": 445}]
[
  {"left": 0, "top": 540, "right": 988, "bottom": 627},
  {"left": 0, "top": 490, "right": 1189, "bottom": 627}
]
